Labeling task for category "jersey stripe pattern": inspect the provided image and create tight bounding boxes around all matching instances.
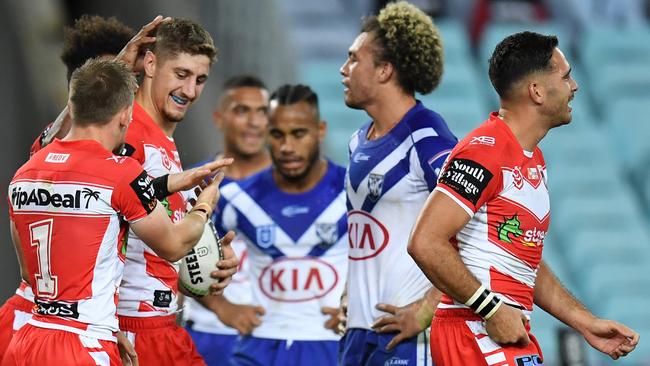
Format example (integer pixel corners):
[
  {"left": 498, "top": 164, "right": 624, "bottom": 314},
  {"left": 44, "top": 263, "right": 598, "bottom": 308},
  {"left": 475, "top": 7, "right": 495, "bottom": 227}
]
[
  {"left": 117, "top": 102, "right": 187, "bottom": 317},
  {"left": 435, "top": 113, "right": 550, "bottom": 316},
  {"left": 346, "top": 101, "right": 457, "bottom": 330},
  {"left": 8, "top": 140, "right": 154, "bottom": 340},
  {"left": 215, "top": 162, "right": 348, "bottom": 340}
]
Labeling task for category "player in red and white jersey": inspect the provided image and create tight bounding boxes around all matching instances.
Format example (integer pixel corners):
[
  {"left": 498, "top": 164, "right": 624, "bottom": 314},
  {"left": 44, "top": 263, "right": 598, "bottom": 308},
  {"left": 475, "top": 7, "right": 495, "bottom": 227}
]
[
  {"left": 409, "top": 31, "right": 639, "bottom": 364},
  {"left": 3, "top": 59, "right": 230, "bottom": 366},
  {"left": 0, "top": 15, "right": 136, "bottom": 362},
  {"left": 114, "top": 19, "right": 226, "bottom": 366}
]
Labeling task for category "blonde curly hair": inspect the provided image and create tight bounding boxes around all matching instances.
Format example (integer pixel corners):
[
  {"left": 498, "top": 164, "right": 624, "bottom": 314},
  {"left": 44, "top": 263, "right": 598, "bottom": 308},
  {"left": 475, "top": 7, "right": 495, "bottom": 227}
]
[{"left": 362, "top": 1, "right": 444, "bottom": 95}]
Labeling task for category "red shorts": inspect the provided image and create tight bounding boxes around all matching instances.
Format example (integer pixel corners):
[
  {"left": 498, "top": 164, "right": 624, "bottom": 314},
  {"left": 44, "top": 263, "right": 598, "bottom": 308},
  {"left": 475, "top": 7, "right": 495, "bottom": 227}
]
[
  {"left": 431, "top": 309, "right": 544, "bottom": 366},
  {"left": 0, "top": 295, "right": 34, "bottom": 361},
  {"left": 1, "top": 324, "right": 121, "bottom": 365},
  {"left": 119, "top": 315, "right": 207, "bottom": 366}
]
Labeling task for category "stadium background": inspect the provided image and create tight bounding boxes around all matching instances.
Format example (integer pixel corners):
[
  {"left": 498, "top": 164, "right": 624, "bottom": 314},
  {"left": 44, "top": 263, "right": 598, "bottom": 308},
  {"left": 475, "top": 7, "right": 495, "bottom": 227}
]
[{"left": 0, "top": 0, "right": 648, "bottom": 364}]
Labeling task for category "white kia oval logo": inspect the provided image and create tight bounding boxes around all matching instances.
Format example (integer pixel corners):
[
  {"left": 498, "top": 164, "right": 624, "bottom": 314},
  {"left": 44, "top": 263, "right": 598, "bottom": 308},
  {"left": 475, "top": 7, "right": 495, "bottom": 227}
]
[
  {"left": 258, "top": 257, "right": 339, "bottom": 302},
  {"left": 347, "top": 210, "right": 389, "bottom": 260}
]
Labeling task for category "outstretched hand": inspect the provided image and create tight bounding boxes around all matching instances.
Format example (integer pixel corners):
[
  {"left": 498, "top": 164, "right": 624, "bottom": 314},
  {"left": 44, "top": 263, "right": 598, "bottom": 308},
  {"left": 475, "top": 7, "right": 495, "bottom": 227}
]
[
  {"left": 581, "top": 318, "right": 639, "bottom": 360},
  {"left": 168, "top": 157, "right": 233, "bottom": 194},
  {"left": 115, "top": 15, "right": 171, "bottom": 72}
]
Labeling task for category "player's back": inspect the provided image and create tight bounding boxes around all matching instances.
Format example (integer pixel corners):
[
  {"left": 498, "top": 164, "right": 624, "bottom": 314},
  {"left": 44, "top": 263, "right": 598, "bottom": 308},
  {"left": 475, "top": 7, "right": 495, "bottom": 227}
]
[{"left": 9, "top": 139, "right": 152, "bottom": 340}]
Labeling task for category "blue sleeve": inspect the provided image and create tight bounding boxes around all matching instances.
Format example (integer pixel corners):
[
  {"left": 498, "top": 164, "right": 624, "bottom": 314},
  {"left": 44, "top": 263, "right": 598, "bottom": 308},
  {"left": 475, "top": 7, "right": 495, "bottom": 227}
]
[{"left": 415, "top": 136, "right": 457, "bottom": 192}]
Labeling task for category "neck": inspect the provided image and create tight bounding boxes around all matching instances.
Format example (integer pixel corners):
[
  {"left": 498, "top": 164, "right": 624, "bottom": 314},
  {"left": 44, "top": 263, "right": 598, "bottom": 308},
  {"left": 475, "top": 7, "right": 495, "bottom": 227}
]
[
  {"left": 221, "top": 149, "right": 272, "bottom": 180},
  {"left": 63, "top": 125, "right": 116, "bottom": 152},
  {"left": 273, "top": 158, "right": 328, "bottom": 194},
  {"left": 497, "top": 106, "right": 549, "bottom": 152},
  {"left": 135, "top": 83, "right": 177, "bottom": 137},
  {"left": 364, "top": 90, "right": 416, "bottom": 139}
]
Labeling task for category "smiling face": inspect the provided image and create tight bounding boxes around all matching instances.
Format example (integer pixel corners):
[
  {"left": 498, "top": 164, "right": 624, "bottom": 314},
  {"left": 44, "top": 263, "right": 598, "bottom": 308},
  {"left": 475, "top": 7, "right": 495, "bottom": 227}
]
[
  {"left": 340, "top": 32, "right": 381, "bottom": 110},
  {"left": 540, "top": 48, "right": 578, "bottom": 127},
  {"left": 147, "top": 51, "right": 211, "bottom": 124},
  {"left": 268, "top": 101, "right": 323, "bottom": 182},
  {"left": 215, "top": 86, "right": 269, "bottom": 158}
]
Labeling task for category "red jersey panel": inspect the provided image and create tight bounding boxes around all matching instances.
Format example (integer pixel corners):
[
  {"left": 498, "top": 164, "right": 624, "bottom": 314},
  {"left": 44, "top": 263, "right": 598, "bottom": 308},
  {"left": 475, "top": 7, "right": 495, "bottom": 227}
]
[
  {"left": 435, "top": 113, "right": 550, "bottom": 314},
  {"left": 8, "top": 139, "right": 155, "bottom": 340},
  {"left": 118, "top": 101, "right": 187, "bottom": 317}
]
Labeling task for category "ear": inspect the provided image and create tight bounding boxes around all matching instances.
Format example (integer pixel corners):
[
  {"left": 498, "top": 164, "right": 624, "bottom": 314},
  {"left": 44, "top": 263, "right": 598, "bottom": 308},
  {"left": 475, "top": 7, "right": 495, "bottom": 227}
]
[
  {"left": 528, "top": 80, "right": 544, "bottom": 105},
  {"left": 143, "top": 50, "right": 157, "bottom": 78},
  {"left": 377, "top": 62, "right": 394, "bottom": 84},
  {"left": 318, "top": 120, "right": 327, "bottom": 144},
  {"left": 212, "top": 110, "right": 224, "bottom": 130},
  {"left": 118, "top": 105, "right": 132, "bottom": 130}
]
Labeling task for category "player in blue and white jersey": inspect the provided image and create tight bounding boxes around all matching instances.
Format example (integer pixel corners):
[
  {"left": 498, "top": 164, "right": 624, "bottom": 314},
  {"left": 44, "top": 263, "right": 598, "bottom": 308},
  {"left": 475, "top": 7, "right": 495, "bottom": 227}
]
[
  {"left": 213, "top": 84, "right": 347, "bottom": 366},
  {"left": 183, "top": 75, "right": 271, "bottom": 365},
  {"left": 338, "top": 2, "right": 457, "bottom": 365}
]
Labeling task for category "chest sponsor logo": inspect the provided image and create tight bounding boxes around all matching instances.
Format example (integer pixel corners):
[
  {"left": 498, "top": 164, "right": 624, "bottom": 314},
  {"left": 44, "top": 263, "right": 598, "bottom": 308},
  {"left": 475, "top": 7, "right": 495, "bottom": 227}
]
[
  {"left": 44, "top": 153, "right": 70, "bottom": 163},
  {"left": 515, "top": 355, "right": 544, "bottom": 366},
  {"left": 348, "top": 210, "right": 389, "bottom": 260},
  {"left": 315, "top": 223, "right": 338, "bottom": 247},
  {"left": 367, "top": 173, "right": 384, "bottom": 202},
  {"left": 256, "top": 224, "right": 276, "bottom": 248},
  {"left": 259, "top": 257, "right": 339, "bottom": 302},
  {"left": 384, "top": 357, "right": 409, "bottom": 366},
  {"left": 496, "top": 215, "right": 546, "bottom": 247},
  {"left": 11, "top": 186, "right": 100, "bottom": 210},
  {"left": 439, "top": 158, "right": 493, "bottom": 205},
  {"left": 35, "top": 299, "right": 79, "bottom": 319},
  {"left": 281, "top": 205, "right": 310, "bottom": 218},
  {"left": 353, "top": 152, "right": 370, "bottom": 163},
  {"left": 153, "top": 290, "right": 172, "bottom": 308}
]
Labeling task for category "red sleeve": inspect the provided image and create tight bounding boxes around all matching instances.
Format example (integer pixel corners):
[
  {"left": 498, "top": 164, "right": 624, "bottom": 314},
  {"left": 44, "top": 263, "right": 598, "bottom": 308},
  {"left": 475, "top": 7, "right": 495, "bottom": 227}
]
[
  {"left": 112, "top": 160, "right": 157, "bottom": 222},
  {"left": 124, "top": 124, "right": 146, "bottom": 164},
  {"left": 435, "top": 143, "right": 503, "bottom": 215}
]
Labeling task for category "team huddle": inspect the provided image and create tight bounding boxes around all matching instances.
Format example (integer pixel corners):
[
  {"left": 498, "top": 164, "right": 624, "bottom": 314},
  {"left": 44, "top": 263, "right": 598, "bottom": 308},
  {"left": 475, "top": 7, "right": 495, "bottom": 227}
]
[{"left": 0, "top": 1, "right": 640, "bottom": 366}]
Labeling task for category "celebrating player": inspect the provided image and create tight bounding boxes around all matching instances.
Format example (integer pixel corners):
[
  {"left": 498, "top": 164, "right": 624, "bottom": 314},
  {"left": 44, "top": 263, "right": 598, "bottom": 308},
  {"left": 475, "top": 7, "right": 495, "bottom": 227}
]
[
  {"left": 183, "top": 75, "right": 271, "bottom": 364},
  {"left": 3, "top": 58, "right": 230, "bottom": 366},
  {"left": 338, "top": 2, "right": 457, "bottom": 365},
  {"left": 408, "top": 31, "right": 639, "bottom": 364},
  {"left": 213, "top": 84, "right": 348, "bottom": 365}
]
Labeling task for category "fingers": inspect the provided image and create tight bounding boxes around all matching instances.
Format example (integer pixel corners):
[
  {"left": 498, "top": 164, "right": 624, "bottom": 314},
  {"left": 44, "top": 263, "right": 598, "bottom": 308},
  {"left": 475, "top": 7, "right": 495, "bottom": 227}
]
[
  {"left": 219, "top": 231, "right": 236, "bottom": 248},
  {"left": 371, "top": 315, "right": 397, "bottom": 330},
  {"left": 376, "top": 303, "right": 398, "bottom": 315},
  {"left": 385, "top": 334, "right": 406, "bottom": 351},
  {"left": 254, "top": 306, "right": 266, "bottom": 316},
  {"left": 202, "top": 157, "right": 234, "bottom": 174},
  {"left": 321, "top": 306, "right": 339, "bottom": 316}
]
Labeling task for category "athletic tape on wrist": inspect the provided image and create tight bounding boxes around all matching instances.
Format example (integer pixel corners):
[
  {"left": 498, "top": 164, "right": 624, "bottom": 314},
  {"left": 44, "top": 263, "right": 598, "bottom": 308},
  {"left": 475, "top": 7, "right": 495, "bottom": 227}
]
[
  {"left": 465, "top": 285, "right": 503, "bottom": 319},
  {"left": 152, "top": 174, "right": 171, "bottom": 200}
]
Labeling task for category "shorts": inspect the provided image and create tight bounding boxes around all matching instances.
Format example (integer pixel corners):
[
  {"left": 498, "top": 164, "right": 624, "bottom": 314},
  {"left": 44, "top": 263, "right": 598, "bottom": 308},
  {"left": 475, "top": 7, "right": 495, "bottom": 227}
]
[
  {"left": 185, "top": 326, "right": 238, "bottom": 366},
  {"left": 0, "top": 295, "right": 33, "bottom": 360},
  {"left": 119, "top": 315, "right": 206, "bottom": 366},
  {"left": 339, "top": 328, "right": 433, "bottom": 366},
  {"left": 230, "top": 336, "right": 338, "bottom": 366},
  {"left": 430, "top": 309, "right": 544, "bottom": 366},
  {"left": 1, "top": 324, "right": 120, "bottom": 365}
]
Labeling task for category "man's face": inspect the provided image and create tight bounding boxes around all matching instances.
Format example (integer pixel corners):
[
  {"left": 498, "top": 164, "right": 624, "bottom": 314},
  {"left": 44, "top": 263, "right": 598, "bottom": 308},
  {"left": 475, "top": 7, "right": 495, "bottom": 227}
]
[
  {"left": 540, "top": 48, "right": 578, "bottom": 127},
  {"left": 340, "top": 32, "right": 381, "bottom": 110},
  {"left": 150, "top": 52, "right": 211, "bottom": 123},
  {"left": 215, "top": 87, "right": 269, "bottom": 157},
  {"left": 268, "top": 101, "right": 323, "bottom": 182}
]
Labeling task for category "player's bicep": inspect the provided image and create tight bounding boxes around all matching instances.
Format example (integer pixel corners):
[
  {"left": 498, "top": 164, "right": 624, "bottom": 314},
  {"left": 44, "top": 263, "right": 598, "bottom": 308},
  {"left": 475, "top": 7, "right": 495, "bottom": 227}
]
[
  {"left": 130, "top": 203, "right": 176, "bottom": 255},
  {"left": 413, "top": 189, "right": 473, "bottom": 244}
]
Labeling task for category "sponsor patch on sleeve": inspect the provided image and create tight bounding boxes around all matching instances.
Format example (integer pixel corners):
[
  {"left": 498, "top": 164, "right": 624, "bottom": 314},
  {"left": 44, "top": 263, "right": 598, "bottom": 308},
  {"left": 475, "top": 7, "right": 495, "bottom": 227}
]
[
  {"left": 438, "top": 158, "right": 493, "bottom": 205},
  {"left": 129, "top": 171, "right": 157, "bottom": 214}
]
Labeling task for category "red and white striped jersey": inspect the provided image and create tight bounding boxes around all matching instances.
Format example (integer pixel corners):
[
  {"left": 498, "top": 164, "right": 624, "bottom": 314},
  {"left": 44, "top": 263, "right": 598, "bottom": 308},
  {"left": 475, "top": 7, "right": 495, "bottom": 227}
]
[
  {"left": 435, "top": 113, "right": 550, "bottom": 315},
  {"left": 117, "top": 102, "right": 187, "bottom": 317},
  {"left": 8, "top": 139, "right": 156, "bottom": 340}
]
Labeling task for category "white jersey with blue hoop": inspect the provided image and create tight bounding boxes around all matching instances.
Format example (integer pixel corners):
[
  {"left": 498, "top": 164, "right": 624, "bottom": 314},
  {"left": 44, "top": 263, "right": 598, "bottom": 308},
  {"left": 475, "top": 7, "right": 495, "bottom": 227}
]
[
  {"left": 346, "top": 101, "right": 457, "bottom": 330},
  {"left": 215, "top": 161, "right": 348, "bottom": 341}
]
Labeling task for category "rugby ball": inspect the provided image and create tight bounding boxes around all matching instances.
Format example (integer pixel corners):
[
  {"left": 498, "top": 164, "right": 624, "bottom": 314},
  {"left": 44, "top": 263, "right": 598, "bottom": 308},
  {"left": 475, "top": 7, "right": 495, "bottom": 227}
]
[{"left": 179, "top": 221, "right": 223, "bottom": 297}]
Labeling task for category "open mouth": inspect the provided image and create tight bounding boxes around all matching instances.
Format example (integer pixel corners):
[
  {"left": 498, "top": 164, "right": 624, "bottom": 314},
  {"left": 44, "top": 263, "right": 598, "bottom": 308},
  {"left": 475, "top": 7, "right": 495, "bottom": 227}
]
[{"left": 171, "top": 94, "right": 189, "bottom": 106}]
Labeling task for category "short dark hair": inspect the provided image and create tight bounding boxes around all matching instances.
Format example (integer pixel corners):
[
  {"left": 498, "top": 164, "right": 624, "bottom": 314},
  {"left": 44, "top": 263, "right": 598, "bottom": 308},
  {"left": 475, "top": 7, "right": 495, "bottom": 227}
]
[
  {"left": 61, "top": 15, "right": 134, "bottom": 82},
  {"left": 150, "top": 19, "right": 217, "bottom": 65},
  {"left": 488, "top": 31, "right": 559, "bottom": 99},
  {"left": 270, "top": 84, "right": 319, "bottom": 119},
  {"left": 223, "top": 75, "right": 267, "bottom": 91},
  {"left": 361, "top": 1, "right": 444, "bottom": 95},
  {"left": 69, "top": 58, "right": 137, "bottom": 126}
]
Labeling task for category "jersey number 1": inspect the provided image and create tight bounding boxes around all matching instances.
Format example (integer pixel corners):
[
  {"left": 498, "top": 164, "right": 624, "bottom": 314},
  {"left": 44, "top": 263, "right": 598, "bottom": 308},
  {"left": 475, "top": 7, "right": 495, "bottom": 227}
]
[{"left": 29, "top": 219, "right": 58, "bottom": 298}]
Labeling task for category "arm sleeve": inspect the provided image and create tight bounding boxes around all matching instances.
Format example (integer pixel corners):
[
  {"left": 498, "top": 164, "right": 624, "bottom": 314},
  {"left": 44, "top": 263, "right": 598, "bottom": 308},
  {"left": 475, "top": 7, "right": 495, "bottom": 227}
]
[
  {"left": 112, "top": 162, "right": 158, "bottom": 222},
  {"left": 413, "top": 136, "right": 457, "bottom": 192},
  {"left": 435, "top": 144, "right": 503, "bottom": 216}
]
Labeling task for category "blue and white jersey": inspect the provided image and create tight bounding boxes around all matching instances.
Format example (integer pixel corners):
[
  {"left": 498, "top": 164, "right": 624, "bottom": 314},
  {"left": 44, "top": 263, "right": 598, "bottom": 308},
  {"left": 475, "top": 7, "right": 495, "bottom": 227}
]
[
  {"left": 346, "top": 101, "right": 457, "bottom": 330},
  {"left": 216, "top": 161, "right": 348, "bottom": 341},
  {"left": 183, "top": 170, "right": 254, "bottom": 335}
]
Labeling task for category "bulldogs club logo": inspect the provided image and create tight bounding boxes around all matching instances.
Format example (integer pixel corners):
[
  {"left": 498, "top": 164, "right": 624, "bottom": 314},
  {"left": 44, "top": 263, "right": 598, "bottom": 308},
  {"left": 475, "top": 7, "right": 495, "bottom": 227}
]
[
  {"left": 315, "top": 223, "right": 338, "bottom": 248},
  {"left": 367, "top": 173, "right": 384, "bottom": 202}
]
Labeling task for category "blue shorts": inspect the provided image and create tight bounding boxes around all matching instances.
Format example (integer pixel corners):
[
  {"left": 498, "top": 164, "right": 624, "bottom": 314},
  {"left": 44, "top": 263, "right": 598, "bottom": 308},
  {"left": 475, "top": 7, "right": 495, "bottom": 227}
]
[
  {"left": 339, "top": 328, "right": 434, "bottom": 366},
  {"left": 186, "top": 326, "right": 238, "bottom": 366},
  {"left": 230, "top": 336, "right": 338, "bottom": 366}
]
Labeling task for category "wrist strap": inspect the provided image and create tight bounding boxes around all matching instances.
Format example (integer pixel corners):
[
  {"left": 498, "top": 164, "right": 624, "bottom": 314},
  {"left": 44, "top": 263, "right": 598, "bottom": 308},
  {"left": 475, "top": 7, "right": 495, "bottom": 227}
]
[
  {"left": 465, "top": 285, "right": 504, "bottom": 320},
  {"left": 190, "top": 202, "right": 212, "bottom": 222},
  {"left": 152, "top": 174, "right": 171, "bottom": 200}
]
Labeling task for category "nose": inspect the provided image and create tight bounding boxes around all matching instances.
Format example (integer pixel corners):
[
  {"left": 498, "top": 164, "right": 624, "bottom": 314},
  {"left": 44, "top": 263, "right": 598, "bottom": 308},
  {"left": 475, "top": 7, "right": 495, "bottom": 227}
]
[
  {"left": 280, "top": 136, "right": 295, "bottom": 154},
  {"left": 180, "top": 79, "right": 197, "bottom": 100},
  {"left": 340, "top": 59, "right": 349, "bottom": 76}
]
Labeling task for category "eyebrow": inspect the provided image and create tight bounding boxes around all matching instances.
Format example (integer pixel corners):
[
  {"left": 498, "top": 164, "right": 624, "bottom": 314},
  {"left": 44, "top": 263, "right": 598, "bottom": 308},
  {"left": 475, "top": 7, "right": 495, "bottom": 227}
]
[{"left": 563, "top": 67, "right": 572, "bottom": 78}]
